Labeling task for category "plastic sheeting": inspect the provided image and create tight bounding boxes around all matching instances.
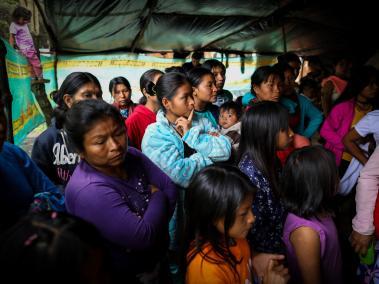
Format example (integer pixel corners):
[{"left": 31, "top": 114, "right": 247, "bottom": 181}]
[
  {"left": 55, "top": 52, "right": 277, "bottom": 103},
  {"left": 37, "top": 0, "right": 378, "bottom": 56},
  {"left": 2, "top": 38, "right": 56, "bottom": 145}
]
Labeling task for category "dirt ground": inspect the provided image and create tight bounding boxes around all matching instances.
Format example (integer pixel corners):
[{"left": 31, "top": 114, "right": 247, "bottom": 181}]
[{"left": 19, "top": 123, "right": 46, "bottom": 156}]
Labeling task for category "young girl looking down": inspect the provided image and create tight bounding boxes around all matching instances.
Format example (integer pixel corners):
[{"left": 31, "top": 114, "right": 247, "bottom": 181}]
[
  {"left": 185, "top": 165, "right": 289, "bottom": 284},
  {"left": 281, "top": 146, "right": 342, "bottom": 284}
]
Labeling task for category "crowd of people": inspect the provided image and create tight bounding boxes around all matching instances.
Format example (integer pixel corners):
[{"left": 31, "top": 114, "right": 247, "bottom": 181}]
[{"left": 1, "top": 46, "right": 379, "bottom": 284}]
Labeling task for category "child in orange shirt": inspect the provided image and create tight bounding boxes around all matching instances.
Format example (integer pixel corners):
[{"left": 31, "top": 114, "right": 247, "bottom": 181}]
[{"left": 184, "top": 165, "right": 289, "bottom": 283}]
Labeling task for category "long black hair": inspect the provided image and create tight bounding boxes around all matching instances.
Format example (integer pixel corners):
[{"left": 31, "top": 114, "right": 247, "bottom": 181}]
[
  {"left": 139, "top": 69, "right": 164, "bottom": 105},
  {"left": 187, "top": 67, "right": 214, "bottom": 88},
  {"left": 239, "top": 101, "right": 289, "bottom": 194},
  {"left": 184, "top": 165, "right": 256, "bottom": 281},
  {"left": 155, "top": 72, "right": 191, "bottom": 112},
  {"left": 0, "top": 211, "right": 110, "bottom": 284},
  {"left": 51, "top": 72, "right": 102, "bottom": 129},
  {"left": 12, "top": 6, "right": 31, "bottom": 21},
  {"left": 281, "top": 145, "right": 338, "bottom": 218}
]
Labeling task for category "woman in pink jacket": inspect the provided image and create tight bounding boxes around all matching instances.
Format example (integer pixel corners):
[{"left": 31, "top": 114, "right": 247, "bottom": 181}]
[
  {"left": 321, "top": 66, "right": 378, "bottom": 283},
  {"left": 320, "top": 66, "right": 378, "bottom": 173}
]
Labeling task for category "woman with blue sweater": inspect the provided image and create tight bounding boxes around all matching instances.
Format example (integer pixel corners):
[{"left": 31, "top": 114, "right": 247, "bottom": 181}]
[
  {"left": 142, "top": 72, "right": 231, "bottom": 188},
  {"left": 141, "top": 72, "right": 231, "bottom": 282}
]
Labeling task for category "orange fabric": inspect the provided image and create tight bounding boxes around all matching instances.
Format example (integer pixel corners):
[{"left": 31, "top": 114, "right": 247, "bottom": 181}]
[
  {"left": 277, "top": 134, "right": 311, "bottom": 165},
  {"left": 186, "top": 238, "right": 253, "bottom": 284}
]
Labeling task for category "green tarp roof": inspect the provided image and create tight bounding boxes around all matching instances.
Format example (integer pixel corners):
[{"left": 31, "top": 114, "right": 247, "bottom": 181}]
[{"left": 37, "top": 0, "right": 378, "bottom": 56}]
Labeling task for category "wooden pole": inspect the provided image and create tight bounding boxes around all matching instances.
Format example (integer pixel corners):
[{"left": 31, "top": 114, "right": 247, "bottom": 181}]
[{"left": 31, "top": 82, "right": 53, "bottom": 126}]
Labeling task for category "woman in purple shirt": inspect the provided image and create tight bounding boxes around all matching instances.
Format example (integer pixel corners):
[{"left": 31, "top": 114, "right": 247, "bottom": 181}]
[{"left": 64, "top": 100, "right": 177, "bottom": 283}]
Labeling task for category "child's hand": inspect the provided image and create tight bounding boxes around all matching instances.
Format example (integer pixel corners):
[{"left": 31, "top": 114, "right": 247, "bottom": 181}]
[
  {"left": 207, "top": 131, "right": 220, "bottom": 137},
  {"left": 150, "top": 185, "right": 159, "bottom": 194},
  {"left": 175, "top": 109, "right": 194, "bottom": 136},
  {"left": 263, "top": 259, "right": 290, "bottom": 284},
  {"left": 252, "top": 253, "right": 285, "bottom": 279},
  {"left": 350, "top": 230, "right": 374, "bottom": 255}
]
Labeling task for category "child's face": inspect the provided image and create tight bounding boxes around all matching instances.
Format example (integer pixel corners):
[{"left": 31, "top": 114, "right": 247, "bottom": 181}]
[
  {"left": 193, "top": 74, "right": 217, "bottom": 104},
  {"left": 215, "top": 194, "right": 255, "bottom": 239},
  {"left": 219, "top": 109, "right": 239, "bottom": 129},
  {"left": 277, "top": 127, "right": 294, "bottom": 150},
  {"left": 17, "top": 17, "right": 30, "bottom": 25}
]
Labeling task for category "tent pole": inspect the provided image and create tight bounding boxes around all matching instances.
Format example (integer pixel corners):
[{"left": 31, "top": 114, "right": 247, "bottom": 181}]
[{"left": 281, "top": 24, "right": 287, "bottom": 53}]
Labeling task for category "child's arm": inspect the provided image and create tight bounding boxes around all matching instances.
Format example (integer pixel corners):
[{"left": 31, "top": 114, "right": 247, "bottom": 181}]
[
  {"left": 290, "top": 227, "right": 321, "bottom": 284},
  {"left": 343, "top": 128, "right": 368, "bottom": 165},
  {"left": 9, "top": 34, "right": 17, "bottom": 49}
]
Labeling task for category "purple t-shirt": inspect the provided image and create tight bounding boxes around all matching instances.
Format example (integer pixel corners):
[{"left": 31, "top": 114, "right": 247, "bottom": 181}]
[
  {"left": 65, "top": 147, "right": 177, "bottom": 274},
  {"left": 9, "top": 22, "right": 34, "bottom": 50},
  {"left": 283, "top": 213, "right": 342, "bottom": 284}
]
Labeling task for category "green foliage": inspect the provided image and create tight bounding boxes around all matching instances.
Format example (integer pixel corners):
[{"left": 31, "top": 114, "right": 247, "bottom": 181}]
[{"left": 0, "top": 0, "right": 18, "bottom": 38}]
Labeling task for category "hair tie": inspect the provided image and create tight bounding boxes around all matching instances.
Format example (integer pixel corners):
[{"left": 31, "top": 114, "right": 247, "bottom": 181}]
[
  {"left": 151, "top": 85, "right": 157, "bottom": 95},
  {"left": 24, "top": 234, "right": 38, "bottom": 246}
]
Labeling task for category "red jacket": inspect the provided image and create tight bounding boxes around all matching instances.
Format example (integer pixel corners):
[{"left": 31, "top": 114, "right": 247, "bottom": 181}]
[{"left": 125, "top": 105, "right": 156, "bottom": 150}]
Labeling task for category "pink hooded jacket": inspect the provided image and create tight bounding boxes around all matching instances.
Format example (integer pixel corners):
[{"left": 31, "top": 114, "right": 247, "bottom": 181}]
[{"left": 320, "top": 98, "right": 355, "bottom": 166}]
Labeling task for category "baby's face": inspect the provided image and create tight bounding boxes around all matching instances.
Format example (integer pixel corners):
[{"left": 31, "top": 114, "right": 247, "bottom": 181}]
[{"left": 219, "top": 109, "right": 239, "bottom": 129}]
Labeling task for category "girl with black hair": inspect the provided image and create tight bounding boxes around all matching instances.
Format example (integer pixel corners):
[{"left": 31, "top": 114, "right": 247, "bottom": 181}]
[
  {"left": 281, "top": 146, "right": 342, "bottom": 284},
  {"left": 125, "top": 69, "right": 163, "bottom": 150},
  {"left": 239, "top": 102, "right": 293, "bottom": 252},
  {"left": 142, "top": 72, "right": 231, "bottom": 281},
  {"left": 31, "top": 72, "right": 102, "bottom": 189},
  {"left": 142, "top": 72, "right": 231, "bottom": 188},
  {"left": 109, "top": 76, "right": 135, "bottom": 120},
  {"left": 187, "top": 67, "right": 219, "bottom": 128},
  {"left": 185, "top": 165, "right": 289, "bottom": 284},
  {"left": 238, "top": 101, "right": 293, "bottom": 278}
]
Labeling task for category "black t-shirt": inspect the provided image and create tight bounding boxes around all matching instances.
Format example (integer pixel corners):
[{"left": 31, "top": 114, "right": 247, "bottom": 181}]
[{"left": 31, "top": 121, "right": 79, "bottom": 187}]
